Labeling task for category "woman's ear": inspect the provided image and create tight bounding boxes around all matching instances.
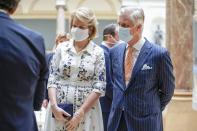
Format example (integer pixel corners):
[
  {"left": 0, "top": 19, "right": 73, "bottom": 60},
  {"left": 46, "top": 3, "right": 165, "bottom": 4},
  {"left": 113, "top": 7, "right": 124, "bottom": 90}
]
[{"left": 88, "top": 26, "right": 93, "bottom": 35}]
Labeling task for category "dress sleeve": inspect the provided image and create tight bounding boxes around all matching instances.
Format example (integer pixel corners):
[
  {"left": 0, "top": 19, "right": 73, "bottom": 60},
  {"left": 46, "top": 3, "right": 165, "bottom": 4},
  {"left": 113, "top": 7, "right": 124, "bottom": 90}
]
[
  {"left": 47, "top": 44, "right": 62, "bottom": 89},
  {"left": 92, "top": 50, "right": 106, "bottom": 96}
]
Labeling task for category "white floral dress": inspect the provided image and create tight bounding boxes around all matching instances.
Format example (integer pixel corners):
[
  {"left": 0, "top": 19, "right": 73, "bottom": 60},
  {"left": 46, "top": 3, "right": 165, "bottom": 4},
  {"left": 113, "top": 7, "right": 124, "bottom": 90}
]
[{"left": 44, "top": 40, "right": 106, "bottom": 131}]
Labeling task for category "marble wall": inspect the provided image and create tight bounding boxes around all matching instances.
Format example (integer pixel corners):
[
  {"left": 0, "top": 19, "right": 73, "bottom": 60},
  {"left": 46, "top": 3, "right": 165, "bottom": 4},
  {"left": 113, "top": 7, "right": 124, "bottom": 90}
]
[
  {"left": 166, "top": 0, "right": 194, "bottom": 90},
  {"left": 193, "top": 0, "right": 197, "bottom": 111}
]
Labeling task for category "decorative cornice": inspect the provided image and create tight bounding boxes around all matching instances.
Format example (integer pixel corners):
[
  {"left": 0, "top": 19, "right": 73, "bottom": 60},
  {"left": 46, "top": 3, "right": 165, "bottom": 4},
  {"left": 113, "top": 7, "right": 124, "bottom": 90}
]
[
  {"left": 13, "top": 11, "right": 118, "bottom": 19},
  {"left": 13, "top": 0, "right": 165, "bottom": 19}
]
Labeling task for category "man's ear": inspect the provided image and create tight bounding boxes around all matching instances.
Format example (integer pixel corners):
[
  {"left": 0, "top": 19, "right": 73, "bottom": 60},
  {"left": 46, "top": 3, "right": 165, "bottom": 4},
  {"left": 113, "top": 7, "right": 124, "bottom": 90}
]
[
  {"left": 137, "top": 24, "right": 142, "bottom": 32},
  {"left": 109, "top": 35, "right": 113, "bottom": 39},
  {"left": 8, "top": 7, "right": 17, "bottom": 15}
]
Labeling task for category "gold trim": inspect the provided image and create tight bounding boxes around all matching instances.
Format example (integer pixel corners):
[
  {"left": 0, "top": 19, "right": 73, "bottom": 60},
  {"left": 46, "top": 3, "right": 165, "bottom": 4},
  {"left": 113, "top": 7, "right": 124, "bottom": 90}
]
[
  {"left": 174, "top": 90, "right": 192, "bottom": 97},
  {"left": 172, "top": 90, "right": 192, "bottom": 101}
]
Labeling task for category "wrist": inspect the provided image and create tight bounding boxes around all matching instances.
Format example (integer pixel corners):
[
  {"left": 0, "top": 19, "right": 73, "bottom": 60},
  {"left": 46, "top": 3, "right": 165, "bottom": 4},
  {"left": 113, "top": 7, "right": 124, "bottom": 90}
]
[
  {"left": 79, "top": 108, "right": 85, "bottom": 114},
  {"left": 51, "top": 103, "right": 58, "bottom": 109},
  {"left": 74, "top": 108, "right": 85, "bottom": 120}
]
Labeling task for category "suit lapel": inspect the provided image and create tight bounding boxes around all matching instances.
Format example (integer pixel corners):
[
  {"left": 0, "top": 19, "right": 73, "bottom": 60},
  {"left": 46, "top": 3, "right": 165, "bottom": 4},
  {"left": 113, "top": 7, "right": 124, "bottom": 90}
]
[
  {"left": 116, "top": 43, "right": 127, "bottom": 90},
  {"left": 121, "top": 44, "right": 127, "bottom": 88},
  {"left": 129, "top": 40, "right": 152, "bottom": 84}
]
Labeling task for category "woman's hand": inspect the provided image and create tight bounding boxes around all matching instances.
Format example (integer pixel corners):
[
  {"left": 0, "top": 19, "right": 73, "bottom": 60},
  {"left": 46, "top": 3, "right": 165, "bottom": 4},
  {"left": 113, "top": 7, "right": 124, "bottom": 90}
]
[
  {"left": 65, "top": 108, "right": 85, "bottom": 130},
  {"left": 51, "top": 104, "right": 71, "bottom": 121}
]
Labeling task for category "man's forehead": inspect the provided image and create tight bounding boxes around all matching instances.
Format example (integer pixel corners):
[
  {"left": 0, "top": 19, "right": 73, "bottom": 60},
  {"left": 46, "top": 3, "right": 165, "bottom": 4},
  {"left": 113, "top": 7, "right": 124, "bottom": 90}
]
[{"left": 118, "top": 16, "right": 131, "bottom": 24}]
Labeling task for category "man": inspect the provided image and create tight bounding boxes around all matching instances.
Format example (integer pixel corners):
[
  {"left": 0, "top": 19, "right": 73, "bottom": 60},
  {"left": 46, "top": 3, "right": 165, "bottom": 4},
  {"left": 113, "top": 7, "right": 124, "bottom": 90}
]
[
  {"left": 100, "top": 23, "right": 119, "bottom": 131},
  {"left": 107, "top": 6, "right": 175, "bottom": 131},
  {"left": 0, "top": 0, "right": 48, "bottom": 131},
  {"left": 101, "top": 23, "right": 119, "bottom": 48}
]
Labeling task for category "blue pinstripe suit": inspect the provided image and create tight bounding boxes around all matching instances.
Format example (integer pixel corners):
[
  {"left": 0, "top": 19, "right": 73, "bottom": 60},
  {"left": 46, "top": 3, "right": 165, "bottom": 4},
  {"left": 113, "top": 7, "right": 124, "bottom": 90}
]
[
  {"left": 107, "top": 39, "right": 175, "bottom": 131},
  {"left": 100, "top": 44, "right": 113, "bottom": 131}
]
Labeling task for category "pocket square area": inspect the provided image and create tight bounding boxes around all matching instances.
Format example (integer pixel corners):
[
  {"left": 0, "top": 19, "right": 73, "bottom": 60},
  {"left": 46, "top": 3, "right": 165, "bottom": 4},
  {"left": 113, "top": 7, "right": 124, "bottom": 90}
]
[{"left": 141, "top": 64, "right": 152, "bottom": 70}]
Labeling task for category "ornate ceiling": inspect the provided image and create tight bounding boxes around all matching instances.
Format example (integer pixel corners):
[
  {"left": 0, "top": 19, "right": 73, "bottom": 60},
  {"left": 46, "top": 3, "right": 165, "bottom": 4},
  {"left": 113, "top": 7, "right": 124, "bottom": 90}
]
[{"left": 14, "top": 0, "right": 122, "bottom": 19}]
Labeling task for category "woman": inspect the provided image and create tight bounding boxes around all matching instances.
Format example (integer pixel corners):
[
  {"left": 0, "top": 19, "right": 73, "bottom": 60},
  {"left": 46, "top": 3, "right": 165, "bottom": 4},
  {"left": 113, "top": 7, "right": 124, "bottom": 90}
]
[{"left": 44, "top": 7, "right": 106, "bottom": 131}]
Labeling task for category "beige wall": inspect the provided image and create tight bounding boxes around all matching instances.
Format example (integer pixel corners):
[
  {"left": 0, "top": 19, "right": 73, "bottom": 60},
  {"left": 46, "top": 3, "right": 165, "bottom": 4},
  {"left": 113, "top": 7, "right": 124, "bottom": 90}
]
[{"left": 164, "top": 97, "right": 197, "bottom": 131}]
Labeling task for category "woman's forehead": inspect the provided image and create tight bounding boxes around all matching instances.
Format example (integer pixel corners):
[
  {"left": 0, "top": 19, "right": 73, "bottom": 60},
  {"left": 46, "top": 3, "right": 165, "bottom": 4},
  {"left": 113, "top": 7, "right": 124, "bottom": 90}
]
[{"left": 72, "top": 17, "right": 87, "bottom": 26}]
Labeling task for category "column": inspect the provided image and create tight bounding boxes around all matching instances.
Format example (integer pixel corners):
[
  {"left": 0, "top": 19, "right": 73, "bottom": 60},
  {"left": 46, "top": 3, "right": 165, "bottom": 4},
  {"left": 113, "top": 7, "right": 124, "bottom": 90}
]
[
  {"left": 56, "top": 0, "right": 66, "bottom": 35},
  {"left": 165, "top": 2, "right": 196, "bottom": 131},
  {"left": 193, "top": 0, "right": 197, "bottom": 111},
  {"left": 166, "top": 0, "right": 194, "bottom": 91}
]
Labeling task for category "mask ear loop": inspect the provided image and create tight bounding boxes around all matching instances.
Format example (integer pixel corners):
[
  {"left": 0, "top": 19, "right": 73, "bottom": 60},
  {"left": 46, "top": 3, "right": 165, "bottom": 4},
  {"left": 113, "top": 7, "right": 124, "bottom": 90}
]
[
  {"left": 103, "top": 34, "right": 111, "bottom": 41},
  {"left": 103, "top": 34, "right": 111, "bottom": 37},
  {"left": 104, "top": 34, "right": 117, "bottom": 45}
]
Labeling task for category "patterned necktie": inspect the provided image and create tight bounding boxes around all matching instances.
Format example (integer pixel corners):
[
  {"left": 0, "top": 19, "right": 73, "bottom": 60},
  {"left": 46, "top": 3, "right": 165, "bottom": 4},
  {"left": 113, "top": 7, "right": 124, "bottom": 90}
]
[{"left": 124, "top": 46, "right": 135, "bottom": 82}]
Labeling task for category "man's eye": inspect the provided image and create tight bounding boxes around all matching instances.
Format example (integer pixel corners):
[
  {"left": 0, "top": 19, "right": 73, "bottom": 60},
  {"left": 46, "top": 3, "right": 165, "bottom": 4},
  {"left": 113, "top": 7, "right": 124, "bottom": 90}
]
[
  {"left": 119, "top": 23, "right": 127, "bottom": 28},
  {"left": 123, "top": 24, "right": 129, "bottom": 28}
]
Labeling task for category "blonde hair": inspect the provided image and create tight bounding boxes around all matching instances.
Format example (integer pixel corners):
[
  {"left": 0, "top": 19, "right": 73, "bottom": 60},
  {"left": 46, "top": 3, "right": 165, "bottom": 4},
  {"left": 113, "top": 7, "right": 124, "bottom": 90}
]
[{"left": 70, "top": 7, "right": 98, "bottom": 40}]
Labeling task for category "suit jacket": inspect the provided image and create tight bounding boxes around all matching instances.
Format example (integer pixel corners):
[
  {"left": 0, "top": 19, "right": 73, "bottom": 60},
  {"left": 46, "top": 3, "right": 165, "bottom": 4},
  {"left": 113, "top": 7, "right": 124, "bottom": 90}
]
[
  {"left": 99, "top": 44, "right": 113, "bottom": 113},
  {"left": 0, "top": 12, "right": 48, "bottom": 131},
  {"left": 45, "top": 52, "right": 54, "bottom": 100},
  {"left": 108, "top": 39, "right": 175, "bottom": 131},
  {"left": 99, "top": 44, "right": 113, "bottom": 131}
]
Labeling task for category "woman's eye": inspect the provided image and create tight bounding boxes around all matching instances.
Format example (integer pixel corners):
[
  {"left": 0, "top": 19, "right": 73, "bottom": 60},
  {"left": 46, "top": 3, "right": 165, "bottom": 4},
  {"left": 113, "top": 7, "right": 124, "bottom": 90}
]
[{"left": 79, "top": 26, "right": 87, "bottom": 29}]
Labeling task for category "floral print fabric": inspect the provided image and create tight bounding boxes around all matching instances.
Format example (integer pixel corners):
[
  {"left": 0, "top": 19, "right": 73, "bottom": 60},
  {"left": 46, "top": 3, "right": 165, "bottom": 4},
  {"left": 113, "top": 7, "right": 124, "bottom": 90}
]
[{"left": 44, "top": 40, "right": 106, "bottom": 131}]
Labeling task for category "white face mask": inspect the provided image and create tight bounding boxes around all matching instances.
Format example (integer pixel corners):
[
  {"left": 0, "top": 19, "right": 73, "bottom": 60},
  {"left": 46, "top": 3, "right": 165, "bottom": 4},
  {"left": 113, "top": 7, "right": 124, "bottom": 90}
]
[
  {"left": 118, "top": 26, "right": 133, "bottom": 42},
  {"left": 71, "top": 27, "right": 89, "bottom": 41}
]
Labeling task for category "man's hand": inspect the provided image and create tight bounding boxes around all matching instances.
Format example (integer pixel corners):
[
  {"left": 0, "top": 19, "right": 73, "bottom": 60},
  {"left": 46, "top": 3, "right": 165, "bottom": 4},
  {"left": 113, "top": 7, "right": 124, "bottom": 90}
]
[{"left": 42, "top": 99, "right": 48, "bottom": 109}]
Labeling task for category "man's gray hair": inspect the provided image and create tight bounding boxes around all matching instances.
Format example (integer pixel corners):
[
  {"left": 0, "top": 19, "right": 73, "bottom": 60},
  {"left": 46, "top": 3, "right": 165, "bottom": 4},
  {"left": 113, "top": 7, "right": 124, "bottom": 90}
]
[{"left": 119, "top": 6, "right": 145, "bottom": 26}]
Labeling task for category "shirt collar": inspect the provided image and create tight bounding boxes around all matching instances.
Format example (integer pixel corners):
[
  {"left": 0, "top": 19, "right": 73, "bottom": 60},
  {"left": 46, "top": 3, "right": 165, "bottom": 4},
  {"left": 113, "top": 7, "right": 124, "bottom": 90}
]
[
  {"left": 126, "top": 37, "right": 145, "bottom": 51},
  {"left": 68, "top": 39, "right": 94, "bottom": 55},
  {"left": 85, "top": 41, "right": 94, "bottom": 55},
  {"left": 0, "top": 9, "right": 7, "bottom": 14}
]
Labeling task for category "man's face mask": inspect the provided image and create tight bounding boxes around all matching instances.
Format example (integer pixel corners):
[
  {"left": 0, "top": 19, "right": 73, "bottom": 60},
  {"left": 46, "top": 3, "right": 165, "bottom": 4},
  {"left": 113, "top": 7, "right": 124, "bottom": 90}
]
[{"left": 118, "top": 26, "right": 133, "bottom": 42}]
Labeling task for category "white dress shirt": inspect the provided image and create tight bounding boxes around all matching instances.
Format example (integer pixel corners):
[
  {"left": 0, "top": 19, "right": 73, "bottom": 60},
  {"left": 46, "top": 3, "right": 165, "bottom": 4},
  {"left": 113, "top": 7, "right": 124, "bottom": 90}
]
[{"left": 125, "top": 37, "right": 145, "bottom": 85}]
